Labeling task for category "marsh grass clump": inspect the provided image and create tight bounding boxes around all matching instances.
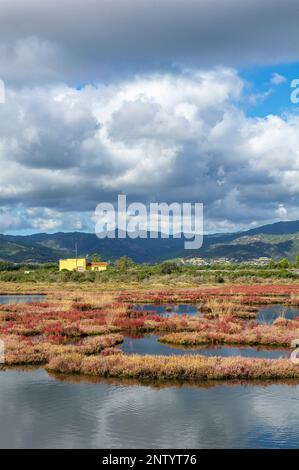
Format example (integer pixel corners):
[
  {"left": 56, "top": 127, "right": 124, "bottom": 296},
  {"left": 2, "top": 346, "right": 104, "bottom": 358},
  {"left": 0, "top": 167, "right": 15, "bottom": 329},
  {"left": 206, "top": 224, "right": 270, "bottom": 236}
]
[
  {"left": 47, "top": 353, "right": 299, "bottom": 381},
  {"left": 80, "top": 334, "right": 123, "bottom": 355},
  {"left": 202, "top": 298, "right": 236, "bottom": 318},
  {"left": 100, "top": 347, "right": 124, "bottom": 356},
  {"left": 159, "top": 322, "right": 297, "bottom": 347},
  {"left": 78, "top": 323, "right": 121, "bottom": 336},
  {"left": 76, "top": 292, "right": 116, "bottom": 309},
  {"left": 2, "top": 284, "right": 299, "bottom": 380},
  {"left": 2, "top": 332, "right": 124, "bottom": 365}
]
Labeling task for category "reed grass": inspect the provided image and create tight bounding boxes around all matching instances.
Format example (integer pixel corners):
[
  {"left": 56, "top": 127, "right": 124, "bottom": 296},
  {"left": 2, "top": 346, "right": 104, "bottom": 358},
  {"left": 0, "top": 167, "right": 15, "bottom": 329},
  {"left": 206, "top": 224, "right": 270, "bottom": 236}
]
[
  {"left": 159, "top": 326, "right": 296, "bottom": 347},
  {"left": 46, "top": 353, "right": 299, "bottom": 381}
]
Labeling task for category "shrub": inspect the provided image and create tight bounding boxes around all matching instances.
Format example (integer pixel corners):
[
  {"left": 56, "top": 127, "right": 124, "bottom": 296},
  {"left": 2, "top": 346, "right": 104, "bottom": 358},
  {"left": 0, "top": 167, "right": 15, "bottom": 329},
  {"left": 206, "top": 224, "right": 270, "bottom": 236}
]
[{"left": 159, "top": 262, "right": 180, "bottom": 275}]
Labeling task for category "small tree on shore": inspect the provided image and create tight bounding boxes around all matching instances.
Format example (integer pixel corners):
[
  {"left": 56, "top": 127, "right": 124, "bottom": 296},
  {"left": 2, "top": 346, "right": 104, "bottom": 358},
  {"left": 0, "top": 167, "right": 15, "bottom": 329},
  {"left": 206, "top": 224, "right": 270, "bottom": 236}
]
[
  {"left": 90, "top": 253, "right": 102, "bottom": 262},
  {"left": 278, "top": 258, "right": 290, "bottom": 269},
  {"left": 115, "top": 256, "right": 135, "bottom": 270}
]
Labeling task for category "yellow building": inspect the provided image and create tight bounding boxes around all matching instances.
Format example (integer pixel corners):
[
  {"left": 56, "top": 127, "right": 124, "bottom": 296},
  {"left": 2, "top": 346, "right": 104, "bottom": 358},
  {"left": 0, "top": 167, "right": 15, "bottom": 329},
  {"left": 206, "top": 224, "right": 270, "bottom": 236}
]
[
  {"left": 89, "top": 262, "right": 109, "bottom": 272},
  {"left": 59, "top": 258, "right": 87, "bottom": 272},
  {"left": 59, "top": 258, "right": 108, "bottom": 272}
]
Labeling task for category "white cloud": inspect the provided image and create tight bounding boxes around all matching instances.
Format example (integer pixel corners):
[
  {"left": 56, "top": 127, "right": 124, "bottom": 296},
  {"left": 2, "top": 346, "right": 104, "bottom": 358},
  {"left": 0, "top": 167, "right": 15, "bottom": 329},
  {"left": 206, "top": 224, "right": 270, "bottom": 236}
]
[
  {"left": 271, "top": 72, "right": 287, "bottom": 85},
  {"left": 0, "top": 67, "right": 299, "bottom": 232},
  {"left": 276, "top": 204, "right": 288, "bottom": 219}
]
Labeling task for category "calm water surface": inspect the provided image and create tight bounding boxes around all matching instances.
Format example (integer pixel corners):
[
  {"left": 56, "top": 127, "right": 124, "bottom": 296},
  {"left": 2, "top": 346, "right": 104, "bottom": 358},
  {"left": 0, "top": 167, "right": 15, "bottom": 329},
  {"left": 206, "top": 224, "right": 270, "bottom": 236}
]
[
  {"left": 0, "top": 296, "right": 297, "bottom": 448},
  {"left": 257, "top": 304, "right": 299, "bottom": 324},
  {"left": 0, "top": 295, "right": 45, "bottom": 305},
  {"left": 0, "top": 369, "right": 299, "bottom": 448},
  {"left": 122, "top": 335, "right": 289, "bottom": 359},
  {"left": 133, "top": 304, "right": 198, "bottom": 316}
]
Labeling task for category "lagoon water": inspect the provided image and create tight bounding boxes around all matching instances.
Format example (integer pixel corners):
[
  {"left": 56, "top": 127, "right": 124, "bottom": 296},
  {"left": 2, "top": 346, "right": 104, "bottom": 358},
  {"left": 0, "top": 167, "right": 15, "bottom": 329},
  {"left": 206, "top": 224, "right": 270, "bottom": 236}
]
[
  {"left": 133, "top": 304, "right": 198, "bottom": 316},
  {"left": 0, "top": 294, "right": 45, "bottom": 305},
  {"left": 122, "top": 334, "right": 289, "bottom": 359},
  {"left": 257, "top": 304, "right": 299, "bottom": 324},
  {"left": 0, "top": 368, "right": 299, "bottom": 448},
  {"left": 0, "top": 295, "right": 297, "bottom": 448}
]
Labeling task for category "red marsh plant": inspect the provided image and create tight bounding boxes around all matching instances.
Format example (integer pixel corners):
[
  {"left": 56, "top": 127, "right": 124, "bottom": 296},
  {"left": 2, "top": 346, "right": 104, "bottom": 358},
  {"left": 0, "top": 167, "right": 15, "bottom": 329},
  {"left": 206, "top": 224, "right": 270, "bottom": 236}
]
[
  {"left": 2, "top": 285, "right": 299, "bottom": 378},
  {"left": 80, "top": 334, "right": 123, "bottom": 355},
  {"left": 42, "top": 322, "right": 65, "bottom": 337},
  {"left": 119, "top": 285, "right": 299, "bottom": 305},
  {"left": 115, "top": 318, "right": 146, "bottom": 331},
  {"left": 2, "top": 333, "right": 124, "bottom": 365},
  {"left": 77, "top": 323, "right": 121, "bottom": 336}
]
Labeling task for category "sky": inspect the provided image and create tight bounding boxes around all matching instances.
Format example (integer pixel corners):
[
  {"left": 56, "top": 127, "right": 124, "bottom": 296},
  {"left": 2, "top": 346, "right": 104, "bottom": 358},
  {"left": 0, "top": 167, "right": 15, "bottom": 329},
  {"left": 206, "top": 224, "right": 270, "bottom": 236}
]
[{"left": 1, "top": 0, "right": 299, "bottom": 235}]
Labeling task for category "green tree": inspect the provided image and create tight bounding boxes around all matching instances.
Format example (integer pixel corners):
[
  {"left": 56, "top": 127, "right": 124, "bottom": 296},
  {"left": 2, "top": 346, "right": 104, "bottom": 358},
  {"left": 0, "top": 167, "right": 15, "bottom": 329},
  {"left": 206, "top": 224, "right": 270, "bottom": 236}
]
[
  {"left": 115, "top": 256, "right": 135, "bottom": 270},
  {"left": 90, "top": 253, "right": 102, "bottom": 262},
  {"left": 268, "top": 259, "right": 276, "bottom": 269},
  {"left": 278, "top": 258, "right": 290, "bottom": 269},
  {"left": 159, "top": 261, "right": 180, "bottom": 275}
]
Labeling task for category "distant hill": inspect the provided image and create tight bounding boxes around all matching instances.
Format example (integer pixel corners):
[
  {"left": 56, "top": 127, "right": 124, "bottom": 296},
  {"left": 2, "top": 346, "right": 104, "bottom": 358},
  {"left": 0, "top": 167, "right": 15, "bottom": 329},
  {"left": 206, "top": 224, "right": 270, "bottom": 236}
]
[
  {"left": 1, "top": 219, "right": 299, "bottom": 263},
  {"left": 188, "top": 219, "right": 299, "bottom": 262},
  {"left": 0, "top": 231, "right": 186, "bottom": 263}
]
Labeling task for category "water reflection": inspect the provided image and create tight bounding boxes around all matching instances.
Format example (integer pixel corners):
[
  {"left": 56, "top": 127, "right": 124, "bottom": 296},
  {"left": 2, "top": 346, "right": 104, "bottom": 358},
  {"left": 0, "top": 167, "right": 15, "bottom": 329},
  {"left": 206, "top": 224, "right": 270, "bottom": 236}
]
[
  {"left": 0, "top": 295, "right": 46, "bottom": 305},
  {"left": 132, "top": 304, "right": 198, "bottom": 316},
  {"left": 0, "top": 368, "right": 299, "bottom": 448},
  {"left": 121, "top": 335, "right": 289, "bottom": 359},
  {"left": 257, "top": 304, "right": 299, "bottom": 324}
]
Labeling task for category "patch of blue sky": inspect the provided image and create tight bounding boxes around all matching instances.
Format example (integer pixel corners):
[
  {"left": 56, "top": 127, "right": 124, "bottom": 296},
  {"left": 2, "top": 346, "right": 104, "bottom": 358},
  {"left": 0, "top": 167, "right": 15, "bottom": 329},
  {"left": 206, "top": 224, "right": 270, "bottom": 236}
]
[{"left": 239, "top": 62, "right": 299, "bottom": 118}]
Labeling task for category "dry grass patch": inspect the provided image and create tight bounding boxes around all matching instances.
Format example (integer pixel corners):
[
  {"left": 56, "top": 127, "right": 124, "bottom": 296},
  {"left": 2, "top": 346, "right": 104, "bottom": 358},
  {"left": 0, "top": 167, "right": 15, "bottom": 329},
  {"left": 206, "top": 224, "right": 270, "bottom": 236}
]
[{"left": 47, "top": 353, "right": 299, "bottom": 381}]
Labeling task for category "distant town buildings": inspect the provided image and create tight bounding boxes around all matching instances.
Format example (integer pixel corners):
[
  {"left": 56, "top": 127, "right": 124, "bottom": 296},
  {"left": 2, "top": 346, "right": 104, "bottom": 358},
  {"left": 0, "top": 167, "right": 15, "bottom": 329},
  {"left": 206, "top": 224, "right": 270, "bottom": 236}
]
[{"left": 179, "top": 256, "right": 272, "bottom": 266}]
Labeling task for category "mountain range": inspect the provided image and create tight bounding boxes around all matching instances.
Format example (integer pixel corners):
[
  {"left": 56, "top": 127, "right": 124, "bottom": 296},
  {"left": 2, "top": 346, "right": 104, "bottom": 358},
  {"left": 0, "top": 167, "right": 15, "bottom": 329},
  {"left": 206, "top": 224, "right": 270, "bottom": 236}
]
[{"left": 1, "top": 219, "right": 299, "bottom": 264}]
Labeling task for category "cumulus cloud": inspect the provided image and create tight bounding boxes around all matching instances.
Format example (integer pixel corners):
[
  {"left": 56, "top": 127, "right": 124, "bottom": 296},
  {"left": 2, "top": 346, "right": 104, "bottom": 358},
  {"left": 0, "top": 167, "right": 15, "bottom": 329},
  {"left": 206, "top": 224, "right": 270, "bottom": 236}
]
[
  {"left": 0, "top": 66, "right": 299, "bottom": 232},
  {"left": 0, "top": 206, "right": 88, "bottom": 233},
  {"left": 0, "top": 1, "right": 298, "bottom": 235}
]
